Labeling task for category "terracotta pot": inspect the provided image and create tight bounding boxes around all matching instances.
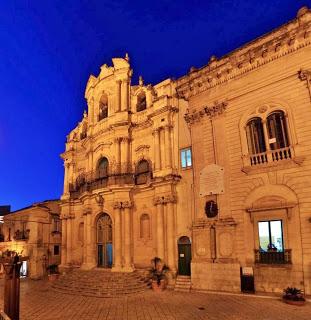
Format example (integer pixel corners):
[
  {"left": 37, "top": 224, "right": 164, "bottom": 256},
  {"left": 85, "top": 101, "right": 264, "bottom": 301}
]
[
  {"left": 48, "top": 273, "right": 60, "bottom": 281},
  {"left": 151, "top": 279, "right": 166, "bottom": 292},
  {"left": 283, "top": 298, "right": 305, "bottom": 306}
]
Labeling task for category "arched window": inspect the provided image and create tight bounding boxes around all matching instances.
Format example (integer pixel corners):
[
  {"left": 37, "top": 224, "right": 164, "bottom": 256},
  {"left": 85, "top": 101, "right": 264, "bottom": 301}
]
[
  {"left": 267, "top": 111, "right": 289, "bottom": 150},
  {"left": 136, "top": 92, "right": 147, "bottom": 112},
  {"left": 246, "top": 117, "right": 266, "bottom": 155},
  {"left": 98, "top": 94, "right": 108, "bottom": 121},
  {"left": 140, "top": 214, "right": 150, "bottom": 239},
  {"left": 135, "top": 160, "right": 151, "bottom": 185},
  {"left": 97, "top": 157, "right": 109, "bottom": 178}
]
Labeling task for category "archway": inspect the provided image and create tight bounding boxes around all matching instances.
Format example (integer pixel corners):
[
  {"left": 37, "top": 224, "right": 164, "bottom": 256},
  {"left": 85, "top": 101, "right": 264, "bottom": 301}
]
[
  {"left": 96, "top": 213, "right": 113, "bottom": 268},
  {"left": 178, "top": 236, "right": 191, "bottom": 276}
]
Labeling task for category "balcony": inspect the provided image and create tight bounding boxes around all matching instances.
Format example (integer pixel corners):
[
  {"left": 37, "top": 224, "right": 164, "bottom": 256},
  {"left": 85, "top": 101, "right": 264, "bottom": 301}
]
[
  {"left": 255, "top": 249, "right": 292, "bottom": 264},
  {"left": 249, "top": 146, "right": 292, "bottom": 166},
  {"left": 69, "top": 171, "right": 138, "bottom": 199}
]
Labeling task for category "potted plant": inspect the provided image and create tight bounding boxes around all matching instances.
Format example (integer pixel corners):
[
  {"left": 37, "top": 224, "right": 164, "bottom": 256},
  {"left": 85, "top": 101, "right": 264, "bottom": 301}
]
[
  {"left": 47, "top": 264, "right": 60, "bottom": 281},
  {"left": 149, "top": 257, "right": 169, "bottom": 292},
  {"left": 283, "top": 287, "right": 306, "bottom": 306}
]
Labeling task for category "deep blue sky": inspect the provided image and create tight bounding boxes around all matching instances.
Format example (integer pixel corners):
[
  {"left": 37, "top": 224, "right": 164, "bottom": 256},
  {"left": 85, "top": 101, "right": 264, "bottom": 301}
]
[{"left": 0, "top": 0, "right": 307, "bottom": 210}]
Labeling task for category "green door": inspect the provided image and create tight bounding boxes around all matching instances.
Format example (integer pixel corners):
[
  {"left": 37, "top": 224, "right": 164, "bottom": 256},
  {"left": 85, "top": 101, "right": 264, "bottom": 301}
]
[{"left": 178, "top": 236, "right": 191, "bottom": 276}]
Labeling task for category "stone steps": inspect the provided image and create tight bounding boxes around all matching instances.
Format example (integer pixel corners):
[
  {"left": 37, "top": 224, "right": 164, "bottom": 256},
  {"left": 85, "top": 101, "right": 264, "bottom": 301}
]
[
  {"left": 51, "top": 269, "right": 150, "bottom": 298},
  {"left": 174, "top": 275, "right": 191, "bottom": 292}
]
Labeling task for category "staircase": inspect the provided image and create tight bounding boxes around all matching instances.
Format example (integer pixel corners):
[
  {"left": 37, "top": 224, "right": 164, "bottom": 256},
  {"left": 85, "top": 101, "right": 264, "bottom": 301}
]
[
  {"left": 51, "top": 269, "right": 149, "bottom": 298},
  {"left": 174, "top": 275, "right": 191, "bottom": 292}
]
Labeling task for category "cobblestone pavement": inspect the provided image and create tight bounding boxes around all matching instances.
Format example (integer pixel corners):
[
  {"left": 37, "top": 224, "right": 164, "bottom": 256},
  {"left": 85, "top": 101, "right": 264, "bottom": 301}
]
[{"left": 0, "top": 279, "right": 311, "bottom": 320}]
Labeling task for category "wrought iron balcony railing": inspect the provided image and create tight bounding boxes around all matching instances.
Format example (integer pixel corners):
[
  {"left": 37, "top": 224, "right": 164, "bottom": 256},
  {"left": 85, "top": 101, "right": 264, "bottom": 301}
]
[
  {"left": 69, "top": 170, "right": 152, "bottom": 199},
  {"left": 254, "top": 249, "right": 292, "bottom": 264}
]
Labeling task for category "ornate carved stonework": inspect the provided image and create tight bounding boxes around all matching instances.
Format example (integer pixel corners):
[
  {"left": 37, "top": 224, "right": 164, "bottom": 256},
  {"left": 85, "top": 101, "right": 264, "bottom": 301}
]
[
  {"left": 153, "top": 194, "right": 177, "bottom": 205},
  {"left": 176, "top": 9, "right": 311, "bottom": 99},
  {"left": 113, "top": 200, "right": 133, "bottom": 209},
  {"left": 184, "top": 101, "right": 228, "bottom": 125},
  {"left": 299, "top": 69, "right": 311, "bottom": 101}
]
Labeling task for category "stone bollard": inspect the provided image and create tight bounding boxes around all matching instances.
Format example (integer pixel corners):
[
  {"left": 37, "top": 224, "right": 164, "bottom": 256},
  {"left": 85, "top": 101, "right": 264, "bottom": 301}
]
[{"left": 1, "top": 253, "right": 22, "bottom": 320}]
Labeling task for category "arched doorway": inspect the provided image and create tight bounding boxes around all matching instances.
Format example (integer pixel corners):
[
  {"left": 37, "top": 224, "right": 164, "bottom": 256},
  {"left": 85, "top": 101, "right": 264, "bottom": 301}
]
[
  {"left": 97, "top": 213, "right": 113, "bottom": 268},
  {"left": 178, "top": 236, "right": 191, "bottom": 276}
]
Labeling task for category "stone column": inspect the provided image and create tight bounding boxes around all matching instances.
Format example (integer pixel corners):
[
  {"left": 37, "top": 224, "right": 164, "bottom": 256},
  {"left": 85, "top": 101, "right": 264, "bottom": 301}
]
[
  {"left": 113, "top": 204, "right": 122, "bottom": 270},
  {"left": 164, "top": 125, "right": 172, "bottom": 168},
  {"left": 123, "top": 203, "right": 133, "bottom": 271},
  {"left": 155, "top": 198, "right": 165, "bottom": 259},
  {"left": 83, "top": 213, "right": 88, "bottom": 264},
  {"left": 66, "top": 217, "right": 72, "bottom": 264},
  {"left": 121, "top": 138, "right": 130, "bottom": 173},
  {"left": 85, "top": 212, "right": 95, "bottom": 267},
  {"left": 116, "top": 80, "right": 122, "bottom": 112},
  {"left": 60, "top": 218, "right": 67, "bottom": 266},
  {"left": 153, "top": 128, "right": 161, "bottom": 171},
  {"left": 166, "top": 199, "right": 176, "bottom": 270},
  {"left": 160, "top": 128, "right": 166, "bottom": 169},
  {"left": 115, "top": 138, "right": 121, "bottom": 174},
  {"left": 121, "top": 80, "right": 129, "bottom": 111},
  {"left": 63, "top": 164, "right": 69, "bottom": 194},
  {"left": 262, "top": 120, "right": 272, "bottom": 162}
]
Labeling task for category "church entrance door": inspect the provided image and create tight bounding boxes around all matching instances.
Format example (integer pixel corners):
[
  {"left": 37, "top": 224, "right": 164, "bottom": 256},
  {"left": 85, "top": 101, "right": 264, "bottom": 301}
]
[
  {"left": 97, "top": 213, "right": 113, "bottom": 268},
  {"left": 178, "top": 236, "right": 191, "bottom": 276}
]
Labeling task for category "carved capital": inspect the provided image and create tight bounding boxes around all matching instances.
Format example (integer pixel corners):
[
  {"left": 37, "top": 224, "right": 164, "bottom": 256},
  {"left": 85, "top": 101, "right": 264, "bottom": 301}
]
[
  {"left": 153, "top": 194, "right": 177, "bottom": 205},
  {"left": 113, "top": 200, "right": 133, "bottom": 209}
]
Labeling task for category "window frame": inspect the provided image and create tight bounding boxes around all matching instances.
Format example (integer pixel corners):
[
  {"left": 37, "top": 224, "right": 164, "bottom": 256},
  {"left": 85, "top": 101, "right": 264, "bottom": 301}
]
[
  {"left": 180, "top": 147, "right": 192, "bottom": 169},
  {"left": 258, "top": 219, "right": 284, "bottom": 252}
]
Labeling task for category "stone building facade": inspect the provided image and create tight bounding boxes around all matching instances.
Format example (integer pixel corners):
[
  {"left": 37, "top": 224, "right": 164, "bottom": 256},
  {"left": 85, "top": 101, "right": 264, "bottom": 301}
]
[
  {"left": 0, "top": 200, "right": 61, "bottom": 279},
  {"left": 60, "top": 7, "right": 311, "bottom": 294},
  {"left": 176, "top": 6, "right": 311, "bottom": 294},
  {"left": 60, "top": 55, "right": 192, "bottom": 273}
]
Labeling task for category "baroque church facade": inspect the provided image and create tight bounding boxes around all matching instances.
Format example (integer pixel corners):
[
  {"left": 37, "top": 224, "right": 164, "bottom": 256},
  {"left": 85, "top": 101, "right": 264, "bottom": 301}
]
[{"left": 60, "top": 7, "right": 311, "bottom": 294}]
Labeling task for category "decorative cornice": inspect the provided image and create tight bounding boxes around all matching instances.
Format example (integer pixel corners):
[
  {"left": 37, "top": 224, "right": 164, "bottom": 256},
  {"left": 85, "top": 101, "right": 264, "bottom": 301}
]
[
  {"left": 176, "top": 8, "right": 311, "bottom": 98},
  {"left": 184, "top": 101, "right": 228, "bottom": 125}
]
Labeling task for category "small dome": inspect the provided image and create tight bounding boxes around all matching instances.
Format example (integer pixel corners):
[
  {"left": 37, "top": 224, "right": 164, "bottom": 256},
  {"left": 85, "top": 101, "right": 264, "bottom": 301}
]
[{"left": 297, "top": 6, "right": 309, "bottom": 18}]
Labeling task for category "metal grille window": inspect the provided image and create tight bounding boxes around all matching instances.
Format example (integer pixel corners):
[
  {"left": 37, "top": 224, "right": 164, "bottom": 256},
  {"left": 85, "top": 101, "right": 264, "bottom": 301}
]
[{"left": 180, "top": 147, "right": 192, "bottom": 169}]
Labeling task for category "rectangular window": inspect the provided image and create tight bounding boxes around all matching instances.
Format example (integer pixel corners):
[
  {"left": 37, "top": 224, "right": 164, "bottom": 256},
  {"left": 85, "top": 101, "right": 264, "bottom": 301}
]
[
  {"left": 258, "top": 220, "right": 283, "bottom": 252},
  {"left": 180, "top": 147, "right": 192, "bottom": 169},
  {"left": 53, "top": 217, "right": 60, "bottom": 232},
  {"left": 54, "top": 245, "right": 60, "bottom": 256}
]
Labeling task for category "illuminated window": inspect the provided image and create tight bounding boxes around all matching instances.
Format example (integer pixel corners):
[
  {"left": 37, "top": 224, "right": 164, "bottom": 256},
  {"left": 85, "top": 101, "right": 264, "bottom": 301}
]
[
  {"left": 180, "top": 147, "right": 192, "bottom": 169},
  {"left": 258, "top": 220, "right": 283, "bottom": 252}
]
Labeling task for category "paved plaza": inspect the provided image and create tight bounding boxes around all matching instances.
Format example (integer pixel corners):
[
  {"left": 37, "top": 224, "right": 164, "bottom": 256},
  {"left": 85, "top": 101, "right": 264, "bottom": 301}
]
[{"left": 0, "top": 279, "right": 310, "bottom": 320}]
